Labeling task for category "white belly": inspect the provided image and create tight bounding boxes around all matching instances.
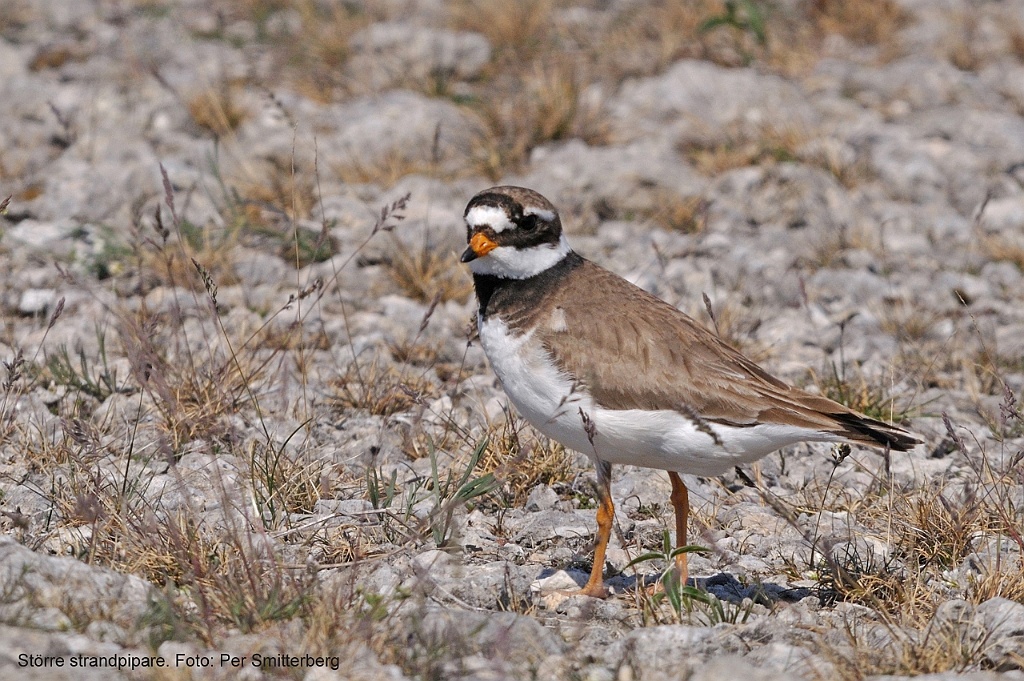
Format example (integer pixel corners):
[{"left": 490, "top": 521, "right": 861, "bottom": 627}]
[{"left": 478, "top": 315, "right": 837, "bottom": 476}]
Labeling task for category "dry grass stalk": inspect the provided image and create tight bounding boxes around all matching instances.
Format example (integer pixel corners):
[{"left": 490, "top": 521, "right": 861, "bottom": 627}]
[
  {"left": 477, "top": 415, "right": 574, "bottom": 506},
  {"left": 821, "top": 614, "right": 992, "bottom": 680},
  {"left": 331, "top": 355, "right": 439, "bottom": 417},
  {"left": 384, "top": 239, "right": 473, "bottom": 304},
  {"left": 210, "top": 0, "right": 373, "bottom": 101},
  {"left": 186, "top": 81, "right": 250, "bottom": 136},
  {"left": 447, "top": 0, "right": 554, "bottom": 56},
  {"left": 0, "top": 187, "right": 454, "bottom": 651},
  {"left": 605, "top": 0, "right": 723, "bottom": 75},
  {"left": 638, "top": 190, "right": 707, "bottom": 233},
  {"left": 978, "top": 230, "right": 1024, "bottom": 271},
  {"left": 700, "top": 293, "right": 772, "bottom": 363},
  {"left": 810, "top": 0, "right": 909, "bottom": 47},
  {"left": 466, "top": 59, "right": 610, "bottom": 178},
  {"left": 877, "top": 298, "right": 941, "bottom": 344},
  {"left": 682, "top": 124, "right": 806, "bottom": 175},
  {"left": 333, "top": 148, "right": 444, "bottom": 187},
  {"left": 809, "top": 363, "right": 913, "bottom": 424}
]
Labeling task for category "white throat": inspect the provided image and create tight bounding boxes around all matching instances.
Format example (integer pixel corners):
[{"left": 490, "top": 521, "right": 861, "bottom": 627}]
[{"left": 468, "top": 234, "right": 572, "bottom": 279}]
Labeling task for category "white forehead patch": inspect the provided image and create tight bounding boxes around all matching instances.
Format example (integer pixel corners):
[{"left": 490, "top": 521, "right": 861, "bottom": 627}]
[
  {"left": 523, "top": 206, "right": 555, "bottom": 222},
  {"left": 466, "top": 205, "right": 515, "bottom": 233}
]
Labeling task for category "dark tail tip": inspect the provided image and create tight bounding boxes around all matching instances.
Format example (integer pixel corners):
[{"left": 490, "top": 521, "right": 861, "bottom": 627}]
[{"left": 830, "top": 412, "right": 920, "bottom": 452}]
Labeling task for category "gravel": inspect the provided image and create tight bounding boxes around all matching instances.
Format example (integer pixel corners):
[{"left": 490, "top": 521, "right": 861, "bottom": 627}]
[{"left": 1, "top": 0, "right": 1023, "bottom": 679}]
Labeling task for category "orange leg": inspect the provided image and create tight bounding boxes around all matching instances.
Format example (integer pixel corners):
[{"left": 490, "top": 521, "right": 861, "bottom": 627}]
[
  {"left": 668, "top": 472, "right": 689, "bottom": 587},
  {"left": 581, "top": 461, "right": 612, "bottom": 598}
]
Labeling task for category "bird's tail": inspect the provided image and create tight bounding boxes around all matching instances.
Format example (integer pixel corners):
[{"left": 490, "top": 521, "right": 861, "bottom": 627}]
[{"left": 829, "top": 411, "right": 919, "bottom": 451}]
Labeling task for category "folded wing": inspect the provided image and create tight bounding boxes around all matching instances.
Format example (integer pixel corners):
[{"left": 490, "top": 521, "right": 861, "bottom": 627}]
[{"left": 537, "top": 260, "right": 917, "bottom": 451}]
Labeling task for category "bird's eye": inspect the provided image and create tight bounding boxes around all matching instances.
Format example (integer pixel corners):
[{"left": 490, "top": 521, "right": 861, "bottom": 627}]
[{"left": 520, "top": 215, "right": 538, "bottom": 231}]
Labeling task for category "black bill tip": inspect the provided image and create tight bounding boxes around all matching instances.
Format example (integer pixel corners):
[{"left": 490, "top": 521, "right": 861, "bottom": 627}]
[{"left": 460, "top": 246, "right": 478, "bottom": 263}]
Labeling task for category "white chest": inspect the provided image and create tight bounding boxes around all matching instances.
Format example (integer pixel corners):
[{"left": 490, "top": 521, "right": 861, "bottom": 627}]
[
  {"left": 477, "top": 314, "right": 834, "bottom": 476},
  {"left": 478, "top": 314, "right": 595, "bottom": 454}
]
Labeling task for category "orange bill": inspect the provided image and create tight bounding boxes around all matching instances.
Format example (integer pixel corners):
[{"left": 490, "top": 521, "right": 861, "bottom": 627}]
[{"left": 461, "top": 232, "right": 498, "bottom": 262}]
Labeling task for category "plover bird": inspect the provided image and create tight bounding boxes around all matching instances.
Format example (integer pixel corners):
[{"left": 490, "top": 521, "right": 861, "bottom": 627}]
[{"left": 462, "top": 186, "right": 918, "bottom": 598}]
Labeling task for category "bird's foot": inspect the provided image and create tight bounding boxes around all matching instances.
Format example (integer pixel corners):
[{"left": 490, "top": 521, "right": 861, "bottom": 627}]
[
  {"left": 541, "top": 583, "right": 608, "bottom": 610},
  {"left": 577, "top": 582, "right": 609, "bottom": 599}
]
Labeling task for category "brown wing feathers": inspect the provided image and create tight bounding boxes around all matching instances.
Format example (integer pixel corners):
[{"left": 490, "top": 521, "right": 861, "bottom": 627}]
[{"left": 533, "top": 259, "right": 917, "bottom": 451}]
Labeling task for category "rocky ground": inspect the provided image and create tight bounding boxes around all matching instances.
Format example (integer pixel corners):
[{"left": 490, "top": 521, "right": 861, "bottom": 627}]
[{"left": 1, "top": 0, "right": 1024, "bottom": 679}]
